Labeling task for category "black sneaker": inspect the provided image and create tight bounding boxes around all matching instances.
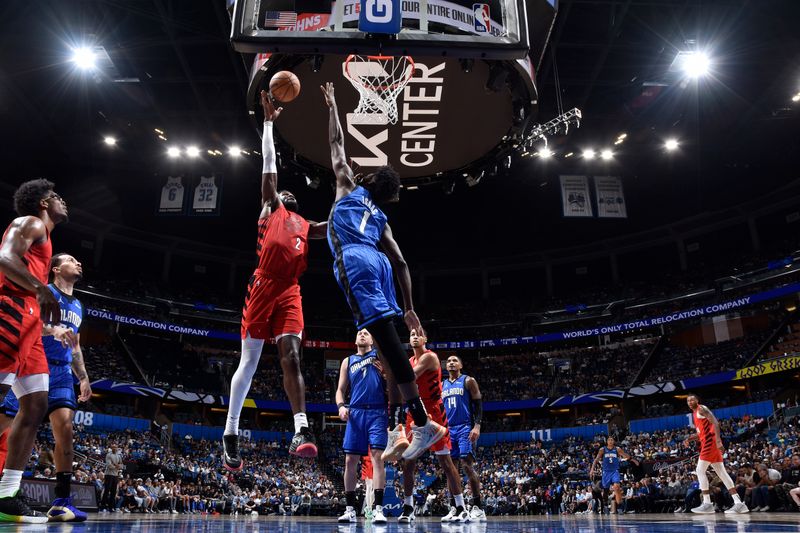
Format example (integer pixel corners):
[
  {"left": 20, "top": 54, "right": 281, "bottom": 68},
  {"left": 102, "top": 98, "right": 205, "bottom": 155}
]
[
  {"left": 288, "top": 427, "right": 318, "bottom": 457},
  {"left": 397, "top": 505, "right": 416, "bottom": 523},
  {"left": 223, "top": 434, "right": 243, "bottom": 471},
  {"left": 0, "top": 490, "right": 47, "bottom": 523}
]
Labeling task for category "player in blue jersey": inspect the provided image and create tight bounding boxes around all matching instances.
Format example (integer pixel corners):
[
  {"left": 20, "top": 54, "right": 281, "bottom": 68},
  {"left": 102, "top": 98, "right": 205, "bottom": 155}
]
[
  {"left": 0, "top": 254, "right": 89, "bottom": 522},
  {"left": 589, "top": 436, "right": 638, "bottom": 514},
  {"left": 321, "top": 82, "right": 446, "bottom": 461},
  {"left": 442, "top": 355, "right": 486, "bottom": 521},
  {"left": 335, "top": 329, "right": 388, "bottom": 524}
]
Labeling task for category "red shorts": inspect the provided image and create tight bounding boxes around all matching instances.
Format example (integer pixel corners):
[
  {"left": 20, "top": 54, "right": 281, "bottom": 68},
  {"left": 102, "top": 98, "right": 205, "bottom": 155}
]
[
  {"left": 240, "top": 274, "right": 304, "bottom": 340},
  {"left": 699, "top": 446, "right": 724, "bottom": 464},
  {"left": 405, "top": 399, "right": 450, "bottom": 454},
  {"left": 0, "top": 294, "right": 48, "bottom": 382}
]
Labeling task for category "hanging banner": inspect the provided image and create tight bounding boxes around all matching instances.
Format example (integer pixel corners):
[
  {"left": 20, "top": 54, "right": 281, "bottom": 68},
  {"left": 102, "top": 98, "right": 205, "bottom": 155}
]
[
  {"left": 595, "top": 176, "right": 627, "bottom": 218},
  {"left": 158, "top": 176, "right": 186, "bottom": 214},
  {"left": 191, "top": 175, "right": 222, "bottom": 215},
  {"left": 560, "top": 175, "right": 593, "bottom": 217}
]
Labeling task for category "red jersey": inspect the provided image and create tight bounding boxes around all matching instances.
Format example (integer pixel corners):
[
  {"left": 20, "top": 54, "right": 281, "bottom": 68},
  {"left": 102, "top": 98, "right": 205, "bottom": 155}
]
[
  {"left": 255, "top": 203, "right": 309, "bottom": 280},
  {"left": 410, "top": 350, "right": 443, "bottom": 403},
  {"left": 361, "top": 452, "right": 372, "bottom": 480},
  {"left": 693, "top": 406, "right": 718, "bottom": 449},
  {"left": 0, "top": 222, "right": 51, "bottom": 297}
]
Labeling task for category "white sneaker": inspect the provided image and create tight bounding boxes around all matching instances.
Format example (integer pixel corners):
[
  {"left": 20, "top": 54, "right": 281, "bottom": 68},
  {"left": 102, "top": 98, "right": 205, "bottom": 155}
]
[
  {"left": 402, "top": 418, "right": 448, "bottom": 461},
  {"left": 381, "top": 425, "right": 410, "bottom": 462},
  {"left": 441, "top": 507, "right": 457, "bottom": 522},
  {"left": 691, "top": 502, "right": 716, "bottom": 514},
  {"left": 760, "top": 505, "right": 769, "bottom": 512},
  {"left": 469, "top": 506, "right": 487, "bottom": 521},
  {"left": 725, "top": 502, "right": 749, "bottom": 514},
  {"left": 450, "top": 508, "right": 471, "bottom": 523},
  {"left": 752, "top": 506, "right": 763, "bottom": 512},
  {"left": 673, "top": 507, "right": 685, "bottom": 513},
  {"left": 372, "top": 506, "right": 387, "bottom": 524},
  {"left": 397, "top": 508, "right": 416, "bottom": 523},
  {"left": 337, "top": 506, "right": 357, "bottom": 523}
]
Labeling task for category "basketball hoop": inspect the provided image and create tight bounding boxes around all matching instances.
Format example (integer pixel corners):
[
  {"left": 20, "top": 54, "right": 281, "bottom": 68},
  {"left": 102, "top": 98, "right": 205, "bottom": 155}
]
[{"left": 343, "top": 55, "right": 415, "bottom": 125}]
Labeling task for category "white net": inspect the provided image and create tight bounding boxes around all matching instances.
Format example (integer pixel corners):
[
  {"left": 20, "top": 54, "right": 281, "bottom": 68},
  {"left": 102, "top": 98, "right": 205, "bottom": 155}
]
[{"left": 343, "top": 55, "right": 415, "bottom": 125}]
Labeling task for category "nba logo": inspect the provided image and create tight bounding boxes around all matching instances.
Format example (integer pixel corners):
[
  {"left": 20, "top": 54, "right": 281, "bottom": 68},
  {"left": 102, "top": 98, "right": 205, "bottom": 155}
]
[{"left": 473, "top": 3, "right": 491, "bottom": 33}]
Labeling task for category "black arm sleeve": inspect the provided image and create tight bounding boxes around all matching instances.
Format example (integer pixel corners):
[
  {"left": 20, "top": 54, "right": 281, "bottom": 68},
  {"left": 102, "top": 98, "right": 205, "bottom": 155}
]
[{"left": 471, "top": 398, "right": 483, "bottom": 425}]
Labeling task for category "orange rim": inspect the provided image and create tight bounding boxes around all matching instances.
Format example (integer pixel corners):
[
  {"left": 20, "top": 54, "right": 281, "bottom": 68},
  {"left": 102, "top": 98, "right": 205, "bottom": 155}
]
[{"left": 344, "top": 54, "right": 416, "bottom": 91}]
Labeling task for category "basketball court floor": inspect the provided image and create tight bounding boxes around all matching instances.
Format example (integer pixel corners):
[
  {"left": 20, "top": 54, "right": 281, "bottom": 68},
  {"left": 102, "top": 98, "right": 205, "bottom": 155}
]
[{"left": 6, "top": 514, "right": 796, "bottom": 533}]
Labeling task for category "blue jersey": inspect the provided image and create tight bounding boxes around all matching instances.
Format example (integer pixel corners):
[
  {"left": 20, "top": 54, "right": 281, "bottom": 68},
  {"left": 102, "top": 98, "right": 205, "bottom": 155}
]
[
  {"left": 442, "top": 374, "right": 472, "bottom": 427},
  {"left": 602, "top": 446, "right": 620, "bottom": 473},
  {"left": 347, "top": 350, "right": 386, "bottom": 408},
  {"left": 327, "top": 186, "right": 388, "bottom": 252},
  {"left": 42, "top": 284, "right": 83, "bottom": 364}
]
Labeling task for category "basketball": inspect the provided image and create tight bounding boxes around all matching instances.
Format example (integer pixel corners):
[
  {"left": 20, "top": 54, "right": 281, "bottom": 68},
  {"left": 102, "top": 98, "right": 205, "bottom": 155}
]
[{"left": 269, "top": 71, "right": 300, "bottom": 102}]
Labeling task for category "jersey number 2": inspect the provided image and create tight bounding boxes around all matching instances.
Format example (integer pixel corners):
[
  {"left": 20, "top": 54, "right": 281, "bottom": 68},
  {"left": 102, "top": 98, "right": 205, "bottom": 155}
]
[{"left": 295, "top": 237, "right": 302, "bottom": 250}]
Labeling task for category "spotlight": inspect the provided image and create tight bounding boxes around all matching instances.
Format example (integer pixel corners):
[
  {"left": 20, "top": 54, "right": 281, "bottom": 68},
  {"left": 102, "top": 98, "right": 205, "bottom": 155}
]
[
  {"left": 582, "top": 149, "right": 595, "bottom": 160},
  {"left": 539, "top": 147, "right": 553, "bottom": 159},
  {"left": 564, "top": 152, "right": 574, "bottom": 158},
  {"left": 228, "top": 146, "right": 242, "bottom": 157},
  {"left": 71, "top": 46, "right": 96, "bottom": 70},
  {"left": 167, "top": 146, "right": 181, "bottom": 158},
  {"left": 600, "top": 149, "right": 613, "bottom": 161},
  {"left": 792, "top": 93, "right": 800, "bottom": 103},
  {"left": 617, "top": 133, "right": 627, "bottom": 140},
  {"left": 103, "top": 136, "right": 116, "bottom": 146},
  {"left": 186, "top": 146, "right": 200, "bottom": 158},
  {"left": 665, "top": 139, "right": 679, "bottom": 151},
  {"left": 683, "top": 51, "right": 710, "bottom": 78}
]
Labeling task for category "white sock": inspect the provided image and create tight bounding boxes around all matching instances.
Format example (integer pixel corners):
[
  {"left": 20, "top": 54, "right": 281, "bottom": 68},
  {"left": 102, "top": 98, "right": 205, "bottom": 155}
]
[
  {"left": 454, "top": 494, "right": 464, "bottom": 508},
  {"left": 224, "top": 337, "right": 264, "bottom": 436},
  {"left": 294, "top": 412, "right": 308, "bottom": 433},
  {"left": 0, "top": 469, "right": 22, "bottom": 498},
  {"left": 702, "top": 494, "right": 711, "bottom": 504},
  {"left": 404, "top": 496, "right": 413, "bottom": 507},
  {"left": 732, "top": 493, "right": 742, "bottom": 504}
]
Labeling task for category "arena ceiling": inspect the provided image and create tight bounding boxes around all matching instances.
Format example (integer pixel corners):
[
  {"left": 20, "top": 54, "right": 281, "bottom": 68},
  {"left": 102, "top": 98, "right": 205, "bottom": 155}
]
[{"left": 1, "top": 0, "right": 799, "bottom": 264}]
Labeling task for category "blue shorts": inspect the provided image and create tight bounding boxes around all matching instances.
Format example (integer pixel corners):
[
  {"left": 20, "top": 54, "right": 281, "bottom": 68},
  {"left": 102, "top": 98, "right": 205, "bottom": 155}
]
[
  {"left": 449, "top": 423, "right": 474, "bottom": 459},
  {"left": 602, "top": 470, "right": 621, "bottom": 489},
  {"left": 1, "top": 364, "right": 77, "bottom": 418},
  {"left": 343, "top": 407, "right": 388, "bottom": 456},
  {"left": 333, "top": 246, "right": 401, "bottom": 329}
]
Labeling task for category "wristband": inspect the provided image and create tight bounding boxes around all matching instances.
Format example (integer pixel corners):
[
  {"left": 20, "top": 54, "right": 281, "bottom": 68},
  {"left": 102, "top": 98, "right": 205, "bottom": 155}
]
[{"left": 337, "top": 402, "right": 345, "bottom": 409}]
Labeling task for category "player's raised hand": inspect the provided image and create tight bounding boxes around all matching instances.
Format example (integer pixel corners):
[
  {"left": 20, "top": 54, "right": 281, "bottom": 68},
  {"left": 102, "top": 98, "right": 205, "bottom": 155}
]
[
  {"left": 320, "top": 82, "right": 336, "bottom": 107},
  {"left": 404, "top": 310, "right": 422, "bottom": 335},
  {"left": 260, "top": 89, "right": 283, "bottom": 121}
]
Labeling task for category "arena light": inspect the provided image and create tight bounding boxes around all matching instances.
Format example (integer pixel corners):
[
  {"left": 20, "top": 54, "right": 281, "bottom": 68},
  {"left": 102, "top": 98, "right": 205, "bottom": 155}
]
[
  {"left": 600, "top": 149, "right": 613, "bottom": 161},
  {"left": 665, "top": 139, "right": 680, "bottom": 151},
  {"left": 564, "top": 152, "right": 574, "bottom": 158},
  {"left": 228, "top": 146, "right": 242, "bottom": 157},
  {"left": 793, "top": 92, "right": 800, "bottom": 103},
  {"left": 103, "top": 136, "right": 116, "bottom": 146},
  {"left": 539, "top": 147, "right": 553, "bottom": 159},
  {"left": 582, "top": 149, "right": 595, "bottom": 160},
  {"left": 682, "top": 51, "right": 710, "bottom": 78},
  {"left": 167, "top": 146, "right": 181, "bottom": 158},
  {"left": 186, "top": 146, "right": 200, "bottom": 158},
  {"left": 71, "top": 46, "right": 96, "bottom": 70}
]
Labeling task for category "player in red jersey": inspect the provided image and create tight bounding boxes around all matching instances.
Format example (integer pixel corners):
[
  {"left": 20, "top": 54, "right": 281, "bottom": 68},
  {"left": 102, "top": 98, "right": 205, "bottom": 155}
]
[
  {"left": 0, "top": 179, "right": 66, "bottom": 523},
  {"left": 396, "top": 329, "right": 470, "bottom": 523},
  {"left": 223, "top": 91, "right": 327, "bottom": 469},
  {"left": 684, "top": 394, "right": 749, "bottom": 514}
]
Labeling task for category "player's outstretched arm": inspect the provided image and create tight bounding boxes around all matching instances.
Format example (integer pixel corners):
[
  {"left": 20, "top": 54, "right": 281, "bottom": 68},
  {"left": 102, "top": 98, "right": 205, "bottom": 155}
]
[
  {"left": 320, "top": 82, "right": 356, "bottom": 201},
  {"left": 0, "top": 216, "right": 59, "bottom": 323},
  {"left": 379, "top": 223, "right": 421, "bottom": 333},
  {"left": 466, "top": 376, "right": 483, "bottom": 442},
  {"left": 307, "top": 221, "right": 328, "bottom": 240},
  {"left": 259, "top": 90, "right": 283, "bottom": 217}
]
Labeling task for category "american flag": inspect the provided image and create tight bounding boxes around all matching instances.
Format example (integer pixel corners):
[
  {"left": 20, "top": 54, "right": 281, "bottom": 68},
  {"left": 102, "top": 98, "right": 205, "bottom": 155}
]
[{"left": 263, "top": 11, "right": 298, "bottom": 28}]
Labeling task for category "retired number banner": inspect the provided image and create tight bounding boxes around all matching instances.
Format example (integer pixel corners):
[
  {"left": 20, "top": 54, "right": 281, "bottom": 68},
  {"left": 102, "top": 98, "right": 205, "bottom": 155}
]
[
  {"left": 595, "top": 176, "right": 627, "bottom": 218},
  {"left": 560, "top": 175, "right": 593, "bottom": 217}
]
